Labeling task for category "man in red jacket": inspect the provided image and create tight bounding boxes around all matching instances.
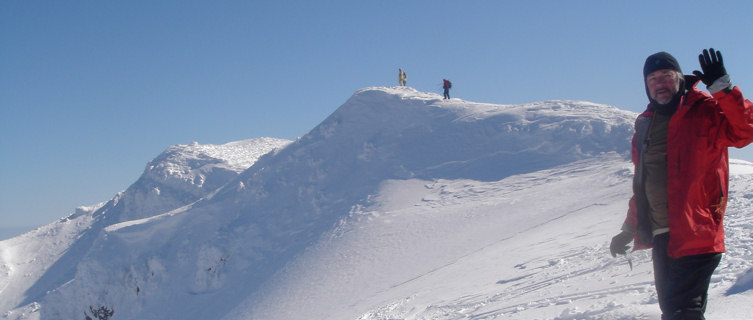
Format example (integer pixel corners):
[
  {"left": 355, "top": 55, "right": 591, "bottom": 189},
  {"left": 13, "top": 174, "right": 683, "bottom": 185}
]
[{"left": 610, "top": 48, "right": 753, "bottom": 320}]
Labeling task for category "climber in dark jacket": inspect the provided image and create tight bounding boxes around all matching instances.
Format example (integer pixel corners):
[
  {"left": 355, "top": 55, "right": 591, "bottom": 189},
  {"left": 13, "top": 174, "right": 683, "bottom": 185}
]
[{"left": 442, "top": 79, "right": 451, "bottom": 99}]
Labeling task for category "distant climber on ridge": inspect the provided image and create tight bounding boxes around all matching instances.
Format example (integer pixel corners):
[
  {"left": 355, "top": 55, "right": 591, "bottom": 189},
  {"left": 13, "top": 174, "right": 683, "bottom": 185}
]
[{"left": 442, "top": 79, "right": 452, "bottom": 99}]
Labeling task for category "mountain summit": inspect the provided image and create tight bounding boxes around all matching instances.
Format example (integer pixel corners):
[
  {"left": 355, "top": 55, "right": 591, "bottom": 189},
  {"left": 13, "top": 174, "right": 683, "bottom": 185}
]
[{"left": 3, "top": 87, "right": 751, "bottom": 319}]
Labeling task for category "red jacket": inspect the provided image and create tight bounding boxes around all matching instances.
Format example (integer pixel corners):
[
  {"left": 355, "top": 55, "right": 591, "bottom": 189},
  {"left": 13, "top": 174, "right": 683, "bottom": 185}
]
[{"left": 624, "top": 76, "right": 753, "bottom": 258}]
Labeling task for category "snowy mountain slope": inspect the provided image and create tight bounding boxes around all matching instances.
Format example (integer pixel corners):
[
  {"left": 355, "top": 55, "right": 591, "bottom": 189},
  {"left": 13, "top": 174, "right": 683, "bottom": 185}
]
[
  {"left": 237, "top": 154, "right": 637, "bottom": 320},
  {"left": 0, "top": 204, "right": 101, "bottom": 319},
  {"left": 2, "top": 86, "right": 751, "bottom": 320},
  {"left": 25, "top": 87, "right": 639, "bottom": 319},
  {"left": 0, "top": 138, "right": 290, "bottom": 319},
  {"left": 343, "top": 160, "right": 753, "bottom": 320}
]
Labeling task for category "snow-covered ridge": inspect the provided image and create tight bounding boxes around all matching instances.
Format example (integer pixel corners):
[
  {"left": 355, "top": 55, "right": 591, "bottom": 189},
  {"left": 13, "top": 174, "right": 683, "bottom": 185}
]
[
  {"left": 0, "top": 138, "right": 290, "bottom": 319},
  {"left": 143, "top": 137, "right": 291, "bottom": 194},
  {"left": 292, "top": 86, "right": 637, "bottom": 182},
  {"left": 35, "top": 87, "right": 642, "bottom": 319},
  {"left": 109, "top": 137, "right": 291, "bottom": 223},
  {"left": 4, "top": 87, "right": 639, "bottom": 319},
  {"left": 151, "top": 138, "right": 291, "bottom": 176},
  {"left": 3, "top": 87, "right": 751, "bottom": 320},
  {"left": 730, "top": 158, "right": 753, "bottom": 175}
]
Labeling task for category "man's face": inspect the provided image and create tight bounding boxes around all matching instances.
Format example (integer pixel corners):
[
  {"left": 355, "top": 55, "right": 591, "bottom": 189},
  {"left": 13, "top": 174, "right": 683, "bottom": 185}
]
[{"left": 646, "top": 69, "right": 681, "bottom": 104}]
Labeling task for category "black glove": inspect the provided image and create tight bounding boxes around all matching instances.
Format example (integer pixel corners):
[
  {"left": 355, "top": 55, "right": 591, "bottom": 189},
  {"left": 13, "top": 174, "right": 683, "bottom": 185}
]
[
  {"left": 692, "top": 48, "right": 727, "bottom": 87},
  {"left": 610, "top": 231, "right": 633, "bottom": 257}
]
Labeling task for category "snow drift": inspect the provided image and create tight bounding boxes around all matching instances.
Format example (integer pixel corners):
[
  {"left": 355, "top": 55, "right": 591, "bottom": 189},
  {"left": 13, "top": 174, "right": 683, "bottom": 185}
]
[{"left": 2, "top": 87, "right": 752, "bottom": 320}]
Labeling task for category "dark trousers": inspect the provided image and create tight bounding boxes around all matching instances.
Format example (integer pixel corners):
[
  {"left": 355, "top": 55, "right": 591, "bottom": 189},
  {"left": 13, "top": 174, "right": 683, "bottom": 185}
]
[
  {"left": 443, "top": 88, "right": 450, "bottom": 99},
  {"left": 652, "top": 233, "right": 721, "bottom": 320}
]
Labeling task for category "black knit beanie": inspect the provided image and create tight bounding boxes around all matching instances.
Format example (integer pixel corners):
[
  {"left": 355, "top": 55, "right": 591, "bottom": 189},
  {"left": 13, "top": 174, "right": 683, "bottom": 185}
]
[{"left": 643, "top": 52, "right": 682, "bottom": 77}]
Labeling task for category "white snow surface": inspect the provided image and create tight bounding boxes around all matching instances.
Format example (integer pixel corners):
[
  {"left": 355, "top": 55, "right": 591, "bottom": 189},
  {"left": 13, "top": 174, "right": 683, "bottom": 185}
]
[{"left": 1, "top": 86, "right": 752, "bottom": 319}]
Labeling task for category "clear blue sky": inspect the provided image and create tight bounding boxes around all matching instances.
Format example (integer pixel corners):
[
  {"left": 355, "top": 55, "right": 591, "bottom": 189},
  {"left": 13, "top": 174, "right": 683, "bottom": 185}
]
[{"left": 2, "top": 1, "right": 752, "bottom": 232}]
